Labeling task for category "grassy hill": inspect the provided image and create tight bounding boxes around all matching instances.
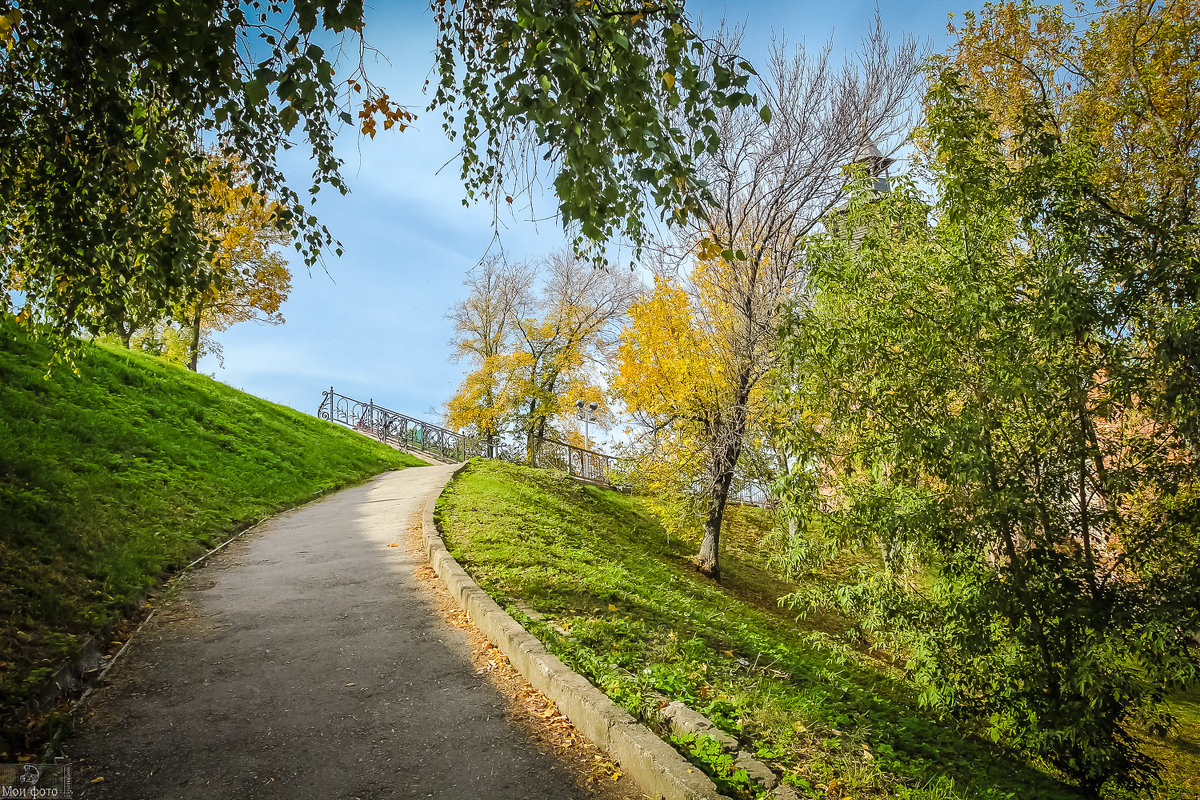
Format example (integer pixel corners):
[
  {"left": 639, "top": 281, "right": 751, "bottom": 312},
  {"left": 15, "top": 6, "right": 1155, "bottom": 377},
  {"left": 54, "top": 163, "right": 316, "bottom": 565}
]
[
  {"left": 436, "top": 459, "right": 1200, "bottom": 800},
  {"left": 0, "top": 322, "right": 423, "bottom": 754}
]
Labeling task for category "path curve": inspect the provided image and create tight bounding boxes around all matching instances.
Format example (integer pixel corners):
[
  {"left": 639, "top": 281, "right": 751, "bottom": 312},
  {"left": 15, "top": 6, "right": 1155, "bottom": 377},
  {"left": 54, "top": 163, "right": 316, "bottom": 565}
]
[{"left": 67, "top": 465, "right": 606, "bottom": 799}]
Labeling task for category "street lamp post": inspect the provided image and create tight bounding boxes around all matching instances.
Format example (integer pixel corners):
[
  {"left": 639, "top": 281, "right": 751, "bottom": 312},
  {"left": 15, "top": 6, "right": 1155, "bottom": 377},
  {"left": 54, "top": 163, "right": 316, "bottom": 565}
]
[
  {"left": 575, "top": 399, "right": 599, "bottom": 450},
  {"left": 575, "top": 399, "right": 599, "bottom": 476}
]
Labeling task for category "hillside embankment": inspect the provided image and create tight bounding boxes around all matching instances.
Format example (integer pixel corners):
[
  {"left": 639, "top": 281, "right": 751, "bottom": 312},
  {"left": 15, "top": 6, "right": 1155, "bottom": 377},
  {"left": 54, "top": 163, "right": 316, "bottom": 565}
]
[{"left": 0, "top": 322, "right": 422, "bottom": 757}]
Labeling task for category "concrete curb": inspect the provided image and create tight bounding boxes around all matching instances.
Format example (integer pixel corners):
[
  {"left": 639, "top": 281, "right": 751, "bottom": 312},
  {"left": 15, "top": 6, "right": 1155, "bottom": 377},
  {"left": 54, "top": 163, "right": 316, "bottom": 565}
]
[{"left": 422, "top": 462, "right": 728, "bottom": 800}]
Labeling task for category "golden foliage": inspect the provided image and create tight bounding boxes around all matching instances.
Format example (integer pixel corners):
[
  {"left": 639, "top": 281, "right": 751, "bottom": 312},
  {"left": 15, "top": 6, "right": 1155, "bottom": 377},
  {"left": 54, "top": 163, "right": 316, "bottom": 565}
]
[
  {"left": 614, "top": 274, "right": 727, "bottom": 423},
  {"left": 445, "top": 253, "right": 632, "bottom": 455},
  {"left": 120, "top": 154, "right": 293, "bottom": 367},
  {"left": 946, "top": 0, "right": 1200, "bottom": 214},
  {"left": 195, "top": 156, "right": 291, "bottom": 331},
  {"left": 445, "top": 352, "right": 531, "bottom": 438},
  {"left": 0, "top": 9, "right": 20, "bottom": 51},
  {"left": 612, "top": 252, "right": 774, "bottom": 539}
]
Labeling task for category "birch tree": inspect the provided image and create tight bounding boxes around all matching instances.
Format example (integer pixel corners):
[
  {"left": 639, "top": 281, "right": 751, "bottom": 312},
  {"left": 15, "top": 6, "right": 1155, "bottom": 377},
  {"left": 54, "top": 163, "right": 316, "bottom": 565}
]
[{"left": 445, "top": 258, "right": 535, "bottom": 457}]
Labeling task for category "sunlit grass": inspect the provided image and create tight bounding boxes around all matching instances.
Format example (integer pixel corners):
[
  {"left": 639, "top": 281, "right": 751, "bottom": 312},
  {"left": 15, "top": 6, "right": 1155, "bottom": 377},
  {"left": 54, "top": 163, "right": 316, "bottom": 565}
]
[{"left": 437, "top": 459, "right": 1106, "bottom": 800}]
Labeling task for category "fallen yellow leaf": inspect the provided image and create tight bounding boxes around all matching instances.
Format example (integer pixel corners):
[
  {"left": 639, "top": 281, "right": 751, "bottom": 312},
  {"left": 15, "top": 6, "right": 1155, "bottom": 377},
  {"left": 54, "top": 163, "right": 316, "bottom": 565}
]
[
  {"left": 607, "top": 604, "right": 617, "bottom": 612},
  {"left": 91, "top": 777, "right": 105, "bottom": 784}
]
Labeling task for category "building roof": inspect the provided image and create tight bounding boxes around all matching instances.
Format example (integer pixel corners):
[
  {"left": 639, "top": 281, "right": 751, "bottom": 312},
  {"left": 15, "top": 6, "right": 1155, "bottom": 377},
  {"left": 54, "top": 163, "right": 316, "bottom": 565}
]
[{"left": 851, "top": 139, "right": 896, "bottom": 174}]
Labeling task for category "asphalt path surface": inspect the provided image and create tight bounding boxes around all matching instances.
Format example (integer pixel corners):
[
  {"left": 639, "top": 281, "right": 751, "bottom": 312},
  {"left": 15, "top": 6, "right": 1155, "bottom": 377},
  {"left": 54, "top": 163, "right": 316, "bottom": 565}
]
[{"left": 67, "top": 465, "right": 610, "bottom": 800}]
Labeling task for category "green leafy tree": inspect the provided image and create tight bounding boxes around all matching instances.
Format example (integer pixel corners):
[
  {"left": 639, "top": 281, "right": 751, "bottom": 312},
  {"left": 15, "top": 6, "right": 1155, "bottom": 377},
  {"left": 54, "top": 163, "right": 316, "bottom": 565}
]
[
  {"left": 430, "top": 0, "right": 757, "bottom": 254},
  {"left": 3, "top": 0, "right": 752, "bottom": 345},
  {"left": 0, "top": 0, "right": 405, "bottom": 341},
  {"left": 773, "top": 65, "right": 1200, "bottom": 796},
  {"left": 943, "top": 0, "right": 1200, "bottom": 455}
]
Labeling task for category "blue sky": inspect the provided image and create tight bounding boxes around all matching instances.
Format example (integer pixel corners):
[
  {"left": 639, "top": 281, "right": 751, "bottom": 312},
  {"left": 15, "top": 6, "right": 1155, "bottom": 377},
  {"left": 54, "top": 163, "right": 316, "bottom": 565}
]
[{"left": 203, "top": 0, "right": 968, "bottom": 422}]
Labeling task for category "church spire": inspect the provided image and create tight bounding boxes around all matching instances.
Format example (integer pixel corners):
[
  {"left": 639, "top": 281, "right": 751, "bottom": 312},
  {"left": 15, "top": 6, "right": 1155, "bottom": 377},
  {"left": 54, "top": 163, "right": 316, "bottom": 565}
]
[{"left": 850, "top": 135, "right": 894, "bottom": 193}]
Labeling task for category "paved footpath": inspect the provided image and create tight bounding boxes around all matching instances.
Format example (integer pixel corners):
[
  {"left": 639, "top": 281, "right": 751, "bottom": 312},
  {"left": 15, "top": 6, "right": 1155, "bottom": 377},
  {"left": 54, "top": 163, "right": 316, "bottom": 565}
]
[{"left": 67, "top": 465, "right": 606, "bottom": 800}]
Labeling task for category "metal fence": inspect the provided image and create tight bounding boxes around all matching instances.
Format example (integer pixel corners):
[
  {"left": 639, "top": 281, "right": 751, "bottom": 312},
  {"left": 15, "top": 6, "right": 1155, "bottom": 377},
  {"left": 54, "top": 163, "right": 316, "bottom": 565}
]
[
  {"left": 317, "top": 388, "right": 619, "bottom": 485},
  {"left": 316, "top": 388, "right": 779, "bottom": 504},
  {"left": 532, "top": 437, "right": 616, "bottom": 485},
  {"left": 318, "top": 388, "right": 482, "bottom": 463},
  {"left": 728, "top": 485, "right": 777, "bottom": 508}
]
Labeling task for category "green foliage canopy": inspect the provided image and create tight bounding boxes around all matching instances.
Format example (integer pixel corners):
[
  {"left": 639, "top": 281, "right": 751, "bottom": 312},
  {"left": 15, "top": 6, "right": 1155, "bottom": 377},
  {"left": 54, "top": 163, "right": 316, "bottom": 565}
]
[
  {"left": 431, "top": 0, "right": 757, "bottom": 253},
  {"left": 2, "top": 0, "right": 755, "bottom": 339},
  {"left": 772, "top": 67, "right": 1200, "bottom": 797},
  {"left": 0, "top": 0, "right": 377, "bottom": 339}
]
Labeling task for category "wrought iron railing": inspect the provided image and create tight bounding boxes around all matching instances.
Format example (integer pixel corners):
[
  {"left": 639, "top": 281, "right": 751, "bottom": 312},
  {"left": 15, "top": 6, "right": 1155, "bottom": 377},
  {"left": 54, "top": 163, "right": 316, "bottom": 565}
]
[
  {"left": 318, "top": 388, "right": 624, "bottom": 486},
  {"left": 728, "top": 484, "right": 777, "bottom": 508},
  {"left": 532, "top": 437, "right": 616, "bottom": 485},
  {"left": 318, "top": 388, "right": 482, "bottom": 463}
]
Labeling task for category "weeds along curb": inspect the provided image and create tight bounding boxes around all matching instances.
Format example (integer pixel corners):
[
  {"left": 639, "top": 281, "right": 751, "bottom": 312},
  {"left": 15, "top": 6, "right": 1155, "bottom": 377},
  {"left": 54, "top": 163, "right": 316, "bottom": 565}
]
[
  {"left": 650, "top": 700, "right": 802, "bottom": 800},
  {"left": 423, "top": 462, "right": 728, "bottom": 800},
  {"left": 77, "top": 507, "right": 274, "bottom": 703},
  {"left": 41, "top": 470, "right": 379, "bottom": 753},
  {"left": 35, "top": 473, "right": 377, "bottom": 760},
  {"left": 25, "top": 465, "right": 424, "bottom": 762}
]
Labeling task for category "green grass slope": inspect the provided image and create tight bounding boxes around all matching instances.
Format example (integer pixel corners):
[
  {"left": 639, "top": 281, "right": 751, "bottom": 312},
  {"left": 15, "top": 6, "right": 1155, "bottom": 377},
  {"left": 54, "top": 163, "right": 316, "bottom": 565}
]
[
  {"left": 437, "top": 459, "right": 1199, "bottom": 800},
  {"left": 0, "top": 323, "right": 423, "bottom": 750}
]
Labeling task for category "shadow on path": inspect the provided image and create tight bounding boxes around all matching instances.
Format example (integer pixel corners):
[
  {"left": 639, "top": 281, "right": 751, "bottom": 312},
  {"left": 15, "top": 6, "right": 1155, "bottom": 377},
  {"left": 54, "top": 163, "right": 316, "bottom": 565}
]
[{"left": 67, "top": 466, "right": 604, "bottom": 800}]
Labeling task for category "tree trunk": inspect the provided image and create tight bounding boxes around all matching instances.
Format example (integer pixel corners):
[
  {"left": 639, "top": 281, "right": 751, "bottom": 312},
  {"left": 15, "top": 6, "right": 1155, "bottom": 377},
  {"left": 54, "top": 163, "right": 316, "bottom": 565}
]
[
  {"left": 187, "top": 303, "right": 203, "bottom": 371},
  {"left": 525, "top": 398, "right": 539, "bottom": 465},
  {"left": 696, "top": 400, "right": 750, "bottom": 580},
  {"left": 697, "top": 491, "right": 728, "bottom": 579},
  {"left": 483, "top": 388, "right": 497, "bottom": 459}
]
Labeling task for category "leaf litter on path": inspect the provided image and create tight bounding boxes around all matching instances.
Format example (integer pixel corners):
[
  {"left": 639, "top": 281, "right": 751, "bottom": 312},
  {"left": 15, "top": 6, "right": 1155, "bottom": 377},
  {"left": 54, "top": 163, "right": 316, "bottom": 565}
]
[{"left": 405, "top": 521, "right": 643, "bottom": 799}]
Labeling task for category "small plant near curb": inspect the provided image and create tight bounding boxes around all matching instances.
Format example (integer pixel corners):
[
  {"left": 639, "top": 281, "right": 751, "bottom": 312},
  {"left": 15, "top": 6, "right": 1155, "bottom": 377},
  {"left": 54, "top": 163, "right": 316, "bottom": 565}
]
[{"left": 670, "top": 732, "right": 765, "bottom": 799}]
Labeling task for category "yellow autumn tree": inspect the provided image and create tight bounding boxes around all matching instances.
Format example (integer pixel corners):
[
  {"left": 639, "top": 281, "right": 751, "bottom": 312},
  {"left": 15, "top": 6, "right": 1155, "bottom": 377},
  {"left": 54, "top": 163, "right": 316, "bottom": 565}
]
[
  {"left": 444, "top": 356, "right": 519, "bottom": 455},
  {"left": 946, "top": 0, "right": 1200, "bottom": 217},
  {"left": 634, "top": 23, "right": 919, "bottom": 578},
  {"left": 111, "top": 154, "right": 292, "bottom": 370},
  {"left": 445, "top": 251, "right": 634, "bottom": 460},
  {"left": 612, "top": 275, "right": 722, "bottom": 539},
  {"left": 179, "top": 156, "right": 291, "bottom": 370},
  {"left": 613, "top": 247, "right": 779, "bottom": 573},
  {"left": 445, "top": 258, "right": 533, "bottom": 456}
]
